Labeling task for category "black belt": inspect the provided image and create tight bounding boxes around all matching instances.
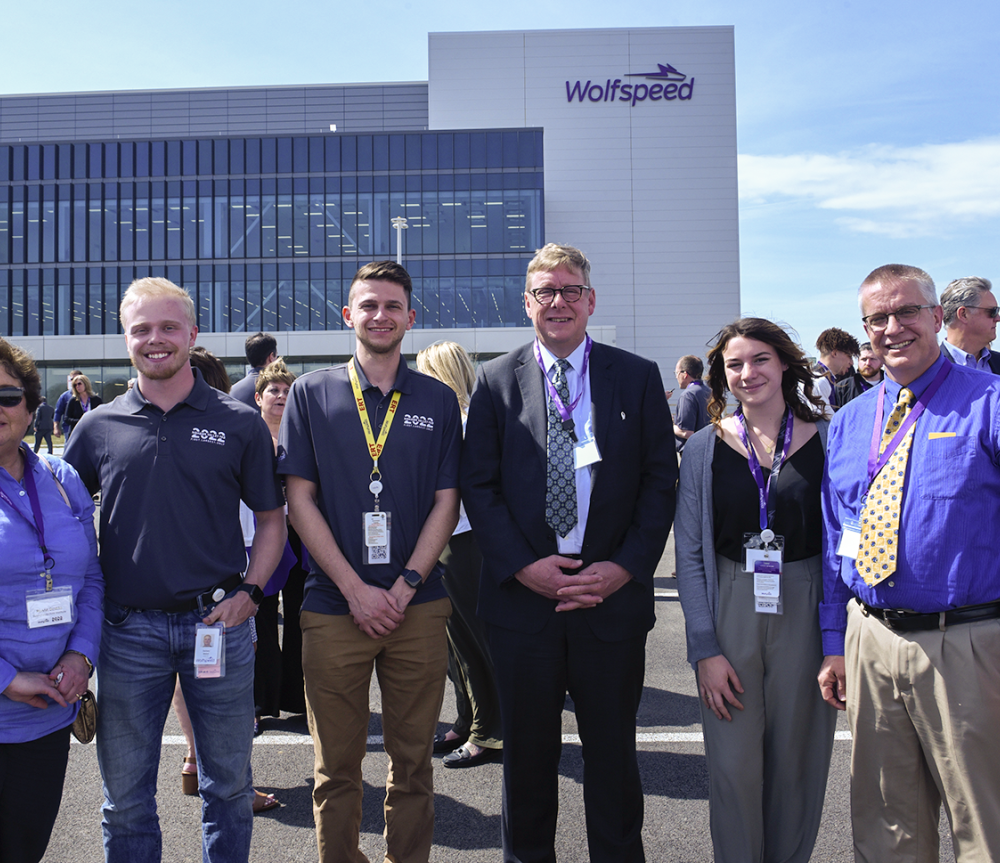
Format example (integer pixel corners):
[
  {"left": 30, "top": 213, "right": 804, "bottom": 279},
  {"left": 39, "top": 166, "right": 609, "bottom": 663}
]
[
  {"left": 860, "top": 599, "right": 1000, "bottom": 632},
  {"left": 160, "top": 574, "right": 243, "bottom": 614}
]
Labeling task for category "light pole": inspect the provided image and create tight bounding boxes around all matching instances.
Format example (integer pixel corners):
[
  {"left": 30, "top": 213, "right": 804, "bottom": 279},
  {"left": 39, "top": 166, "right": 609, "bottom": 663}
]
[{"left": 391, "top": 216, "right": 408, "bottom": 265}]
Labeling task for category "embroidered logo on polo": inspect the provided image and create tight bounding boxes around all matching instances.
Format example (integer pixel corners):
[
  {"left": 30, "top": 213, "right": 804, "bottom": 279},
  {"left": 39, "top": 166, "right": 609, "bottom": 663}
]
[
  {"left": 190, "top": 427, "right": 227, "bottom": 445},
  {"left": 403, "top": 414, "right": 434, "bottom": 431}
]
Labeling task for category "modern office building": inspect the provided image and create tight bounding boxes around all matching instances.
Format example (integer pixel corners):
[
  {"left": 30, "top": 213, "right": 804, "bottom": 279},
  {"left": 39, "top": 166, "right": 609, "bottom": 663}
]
[{"left": 0, "top": 26, "right": 738, "bottom": 401}]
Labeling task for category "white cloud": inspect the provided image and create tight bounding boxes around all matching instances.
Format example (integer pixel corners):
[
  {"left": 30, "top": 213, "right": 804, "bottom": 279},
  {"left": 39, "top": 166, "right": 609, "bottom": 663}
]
[{"left": 738, "top": 138, "right": 1000, "bottom": 237}]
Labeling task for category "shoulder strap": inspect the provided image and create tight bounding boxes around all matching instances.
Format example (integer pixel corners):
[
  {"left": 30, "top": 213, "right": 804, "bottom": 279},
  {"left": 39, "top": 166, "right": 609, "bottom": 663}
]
[{"left": 39, "top": 457, "right": 72, "bottom": 509}]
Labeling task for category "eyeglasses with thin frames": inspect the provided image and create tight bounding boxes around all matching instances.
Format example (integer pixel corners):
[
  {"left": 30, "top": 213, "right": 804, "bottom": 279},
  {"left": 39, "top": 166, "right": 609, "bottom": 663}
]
[
  {"left": 861, "top": 305, "right": 935, "bottom": 332},
  {"left": 0, "top": 387, "right": 26, "bottom": 408},
  {"left": 528, "top": 285, "right": 591, "bottom": 305}
]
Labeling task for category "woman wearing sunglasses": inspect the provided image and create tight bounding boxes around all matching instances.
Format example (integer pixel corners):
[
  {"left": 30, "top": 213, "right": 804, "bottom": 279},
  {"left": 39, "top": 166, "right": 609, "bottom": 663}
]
[
  {"left": 0, "top": 337, "right": 104, "bottom": 863},
  {"left": 63, "top": 374, "right": 103, "bottom": 442}
]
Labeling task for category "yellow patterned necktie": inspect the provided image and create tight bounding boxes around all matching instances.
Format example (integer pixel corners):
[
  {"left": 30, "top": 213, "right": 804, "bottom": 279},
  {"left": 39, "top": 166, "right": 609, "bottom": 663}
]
[{"left": 857, "top": 387, "right": 915, "bottom": 586}]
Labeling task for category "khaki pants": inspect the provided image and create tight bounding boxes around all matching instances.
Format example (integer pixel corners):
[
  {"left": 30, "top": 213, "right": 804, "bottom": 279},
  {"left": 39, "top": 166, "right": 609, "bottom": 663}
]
[
  {"left": 301, "top": 599, "right": 450, "bottom": 863},
  {"left": 846, "top": 599, "right": 1000, "bottom": 863}
]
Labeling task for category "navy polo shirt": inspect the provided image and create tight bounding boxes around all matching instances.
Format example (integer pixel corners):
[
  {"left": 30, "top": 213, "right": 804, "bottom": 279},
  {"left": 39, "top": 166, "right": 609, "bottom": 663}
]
[
  {"left": 64, "top": 368, "right": 284, "bottom": 610},
  {"left": 278, "top": 356, "right": 461, "bottom": 616}
]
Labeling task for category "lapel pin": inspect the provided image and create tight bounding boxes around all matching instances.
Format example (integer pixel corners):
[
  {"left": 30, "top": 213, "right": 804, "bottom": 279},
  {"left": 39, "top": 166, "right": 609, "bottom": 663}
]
[{"left": 621, "top": 411, "right": 626, "bottom": 420}]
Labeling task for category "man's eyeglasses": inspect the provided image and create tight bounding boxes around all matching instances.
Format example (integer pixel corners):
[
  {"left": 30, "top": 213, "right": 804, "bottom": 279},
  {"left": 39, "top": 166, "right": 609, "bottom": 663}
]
[
  {"left": 0, "top": 386, "right": 25, "bottom": 408},
  {"left": 862, "top": 305, "right": 935, "bottom": 332},
  {"left": 528, "top": 285, "right": 590, "bottom": 305},
  {"left": 967, "top": 305, "right": 1000, "bottom": 319}
]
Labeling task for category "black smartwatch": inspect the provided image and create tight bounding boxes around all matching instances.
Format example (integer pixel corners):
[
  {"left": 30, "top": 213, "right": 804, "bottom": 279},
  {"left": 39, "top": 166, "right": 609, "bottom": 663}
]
[
  {"left": 402, "top": 568, "right": 423, "bottom": 589},
  {"left": 235, "top": 583, "right": 265, "bottom": 605}
]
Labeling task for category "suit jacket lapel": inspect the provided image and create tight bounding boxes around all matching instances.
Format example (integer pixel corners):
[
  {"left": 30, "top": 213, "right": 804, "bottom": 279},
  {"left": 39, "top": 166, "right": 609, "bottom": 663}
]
[
  {"left": 589, "top": 342, "right": 616, "bottom": 490},
  {"left": 515, "top": 345, "right": 548, "bottom": 469}
]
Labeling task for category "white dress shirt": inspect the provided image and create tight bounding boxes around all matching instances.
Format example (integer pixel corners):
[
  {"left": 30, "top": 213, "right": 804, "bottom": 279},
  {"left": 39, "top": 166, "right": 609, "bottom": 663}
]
[{"left": 537, "top": 337, "right": 594, "bottom": 554}]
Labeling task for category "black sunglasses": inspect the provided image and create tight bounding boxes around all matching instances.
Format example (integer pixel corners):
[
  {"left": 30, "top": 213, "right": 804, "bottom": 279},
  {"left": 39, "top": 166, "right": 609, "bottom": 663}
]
[{"left": 0, "top": 386, "right": 26, "bottom": 408}]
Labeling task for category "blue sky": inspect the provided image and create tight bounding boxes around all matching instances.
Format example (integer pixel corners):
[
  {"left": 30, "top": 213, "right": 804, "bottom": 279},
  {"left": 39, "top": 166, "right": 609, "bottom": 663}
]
[{"left": 5, "top": 0, "right": 998, "bottom": 353}]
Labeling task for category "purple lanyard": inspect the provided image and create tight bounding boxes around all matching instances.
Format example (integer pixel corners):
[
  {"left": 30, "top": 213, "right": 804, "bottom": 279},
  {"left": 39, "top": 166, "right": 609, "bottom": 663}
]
[
  {"left": 866, "top": 362, "right": 951, "bottom": 491},
  {"left": 534, "top": 335, "right": 593, "bottom": 426},
  {"left": 0, "top": 450, "right": 56, "bottom": 575},
  {"left": 736, "top": 406, "right": 794, "bottom": 533}
]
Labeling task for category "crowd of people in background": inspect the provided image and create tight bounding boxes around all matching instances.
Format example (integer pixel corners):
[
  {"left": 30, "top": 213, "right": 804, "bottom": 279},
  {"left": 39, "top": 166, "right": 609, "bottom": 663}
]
[{"left": 2, "top": 257, "right": 999, "bottom": 863}]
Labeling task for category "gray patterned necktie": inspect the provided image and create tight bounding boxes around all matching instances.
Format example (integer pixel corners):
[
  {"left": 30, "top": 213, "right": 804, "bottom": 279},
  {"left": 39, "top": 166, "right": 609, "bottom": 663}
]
[{"left": 545, "top": 358, "right": 578, "bottom": 536}]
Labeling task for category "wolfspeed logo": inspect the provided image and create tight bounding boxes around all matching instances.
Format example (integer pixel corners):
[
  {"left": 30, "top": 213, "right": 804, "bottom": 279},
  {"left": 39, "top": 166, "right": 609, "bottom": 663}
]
[
  {"left": 190, "top": 427, "right": 227, "bottom": 445},
  {"left": 403, "top": 414, "right": 434, "bottom": 431},
  {"left": 566, "top": 63, "right": 694, "bottom": 106}
]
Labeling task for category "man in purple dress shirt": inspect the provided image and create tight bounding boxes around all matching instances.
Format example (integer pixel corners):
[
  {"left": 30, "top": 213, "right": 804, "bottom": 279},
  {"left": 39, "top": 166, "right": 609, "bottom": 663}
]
[{"left": 819, "top": 263, "right": 1000, "bottom": 862}]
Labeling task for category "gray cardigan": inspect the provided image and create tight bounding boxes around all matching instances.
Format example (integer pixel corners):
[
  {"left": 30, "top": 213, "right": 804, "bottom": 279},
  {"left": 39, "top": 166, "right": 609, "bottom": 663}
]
[{"left": 674, "top": 419, "right": 829, "bottom": 666}]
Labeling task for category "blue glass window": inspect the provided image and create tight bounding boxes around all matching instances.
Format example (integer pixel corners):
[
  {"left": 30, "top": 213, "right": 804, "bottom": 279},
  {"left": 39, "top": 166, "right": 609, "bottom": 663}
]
[{"left": 3, "top": 129, "right": 542, "bottom": 335}]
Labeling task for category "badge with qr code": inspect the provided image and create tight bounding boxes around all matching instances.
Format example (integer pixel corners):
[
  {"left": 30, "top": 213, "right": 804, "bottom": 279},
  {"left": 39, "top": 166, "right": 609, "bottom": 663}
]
[{"left": 363, "top": 511, "right": 391, "bottom": 564}]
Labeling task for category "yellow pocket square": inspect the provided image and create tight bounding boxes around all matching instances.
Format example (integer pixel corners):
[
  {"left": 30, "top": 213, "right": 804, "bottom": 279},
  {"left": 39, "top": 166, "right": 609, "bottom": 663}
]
[{"left": 928, "top": 432, "right": 956, "bottom": 439}]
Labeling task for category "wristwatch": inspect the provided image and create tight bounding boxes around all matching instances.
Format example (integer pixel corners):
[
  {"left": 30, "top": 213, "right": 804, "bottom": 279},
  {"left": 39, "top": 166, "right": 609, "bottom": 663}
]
[
  {"left": 235, "top": 583, "right": 265, "bottom": 605},
  {"left": 402, "top": 568, "right": 423, "bottom": 589}
]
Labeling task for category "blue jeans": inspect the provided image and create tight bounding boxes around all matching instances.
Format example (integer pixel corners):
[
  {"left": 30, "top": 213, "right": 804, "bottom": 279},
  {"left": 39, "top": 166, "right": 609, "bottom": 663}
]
[{"left": 97, "top": 599, "right": 255, "bottom": 863}]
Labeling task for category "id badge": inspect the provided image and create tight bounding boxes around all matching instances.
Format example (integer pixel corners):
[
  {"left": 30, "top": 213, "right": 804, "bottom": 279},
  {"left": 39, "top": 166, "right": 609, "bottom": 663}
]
[
  {"left": 574, "top": 418, "right": 602, "bottom": 469},
  {"left": 364, "top": 511, "right": 391, "bottom": 565},
  {"left": 194, "top": 623, "right": 226, "bottom": 679},
  {"left": 754, "top": 559, "right": 782, "bottom": 615},
  {"left": 837, "top": 517, "right": 862, "bottom": 560},
  {"left": 26, "top": 586, "right": 75, "bottom": 629},
  {"left": 742, "top": 532, "right": 784, "bottom": 573}
]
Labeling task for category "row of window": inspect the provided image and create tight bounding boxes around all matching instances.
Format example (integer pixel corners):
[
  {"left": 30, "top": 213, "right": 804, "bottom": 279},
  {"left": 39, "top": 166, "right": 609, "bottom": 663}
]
[
  {"left": 0, "top": 131, "right": 544, "bottom": 182},
  {"left": 0, "top": 180, "right": 543, "bottom": 264},
  {"left": 2, "top": 259, "right": 533, "bottom": 337}
]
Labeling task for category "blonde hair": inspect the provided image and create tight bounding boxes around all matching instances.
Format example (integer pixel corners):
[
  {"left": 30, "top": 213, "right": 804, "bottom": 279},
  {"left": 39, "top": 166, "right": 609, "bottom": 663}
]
[
  {"left": 72, "top": 374, "right": 94, "bottom": 399},
  {"left": 120, "top": 277, "right": 197, "bottom": 328},
  {"left": 255, "top": 357, "right": 296, "bottom": 396},
  {"left": 416, "top": 341, "right": 475, "bottom": 414},
  {"left": 525, "top": 243, "right": 592, "bottom": 293}
]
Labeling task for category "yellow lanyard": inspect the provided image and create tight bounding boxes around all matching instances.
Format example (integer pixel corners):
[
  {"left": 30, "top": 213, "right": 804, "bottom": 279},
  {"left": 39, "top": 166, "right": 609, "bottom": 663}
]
[{"left": 348, "top": 358, "right": 401, "bottom": 503}]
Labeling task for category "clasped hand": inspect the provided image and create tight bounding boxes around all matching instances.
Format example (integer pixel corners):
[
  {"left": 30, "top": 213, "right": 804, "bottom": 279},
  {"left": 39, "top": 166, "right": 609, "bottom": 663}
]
[
  {"left": 516, "top": 556, "right": 632, "bottom": 611},
  {"left": 3, "top": 651, "right": 91, "bottom": 710}
]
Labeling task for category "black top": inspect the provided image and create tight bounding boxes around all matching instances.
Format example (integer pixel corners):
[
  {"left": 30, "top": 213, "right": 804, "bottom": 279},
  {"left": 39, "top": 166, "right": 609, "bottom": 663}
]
[
  {"left": 712, "top": 432, "right": 824, "bottom": 563},
  {"left": 65, "top": 395, "right": 103, "bottom": 426}
]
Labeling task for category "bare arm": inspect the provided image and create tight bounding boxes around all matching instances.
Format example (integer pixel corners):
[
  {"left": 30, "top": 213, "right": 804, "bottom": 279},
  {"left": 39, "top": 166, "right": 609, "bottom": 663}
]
[
  {"left": 204, "top": 506, "right": 287, "bottom": 628},
  {"left": 286, "top": 475, "right": 404, "bottom": 638},
  {"left": 388, "top": 487, "right": 460, "bottom": 612}
]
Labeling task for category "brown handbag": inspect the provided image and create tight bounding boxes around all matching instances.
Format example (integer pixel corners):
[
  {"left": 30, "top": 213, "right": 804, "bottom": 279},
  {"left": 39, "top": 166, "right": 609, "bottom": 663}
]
[{"left": 71, "top": 689, "right": 98, "bottom": 743}]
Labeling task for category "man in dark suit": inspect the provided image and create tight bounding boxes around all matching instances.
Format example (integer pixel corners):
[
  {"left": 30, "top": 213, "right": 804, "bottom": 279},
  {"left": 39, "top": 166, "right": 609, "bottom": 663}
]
[
  {"left": 460, "top": 243, "right": 677, "bottom": 863},
  {"left": 939, "top": 276, "right": 1000, "bottom": 373}
]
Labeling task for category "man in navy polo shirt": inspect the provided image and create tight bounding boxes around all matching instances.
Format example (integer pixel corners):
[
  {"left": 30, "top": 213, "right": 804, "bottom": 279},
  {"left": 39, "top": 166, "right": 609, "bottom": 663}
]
[
  {"left": 280, "top": 260, "right": 461, "bottom": 863},
  {"left": 64, "top": 277, "right": 286, "bottom": 863}
]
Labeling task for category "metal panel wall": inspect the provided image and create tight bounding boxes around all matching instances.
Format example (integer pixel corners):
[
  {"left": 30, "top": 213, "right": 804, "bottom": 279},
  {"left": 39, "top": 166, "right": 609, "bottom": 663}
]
[
  {"left": 0, "top": 84, "right": 430, "bottom": 142},
  {"left": 429, "top": 27, "right": 740, "bottom": 374}
]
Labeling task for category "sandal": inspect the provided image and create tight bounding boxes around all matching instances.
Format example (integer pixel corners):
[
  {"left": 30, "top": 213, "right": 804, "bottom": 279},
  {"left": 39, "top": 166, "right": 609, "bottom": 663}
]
[
  {"left": 181, "top": 756, "right": 198, "bottom": 796},
  {"left": 253, "top": 789, "right": 280, "bottom": 814}
]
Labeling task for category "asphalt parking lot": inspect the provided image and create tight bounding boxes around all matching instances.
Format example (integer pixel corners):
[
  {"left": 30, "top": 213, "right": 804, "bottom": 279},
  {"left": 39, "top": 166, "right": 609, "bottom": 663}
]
[{"left": 42, "top": 531, "right": 956, "bottom": 862}]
